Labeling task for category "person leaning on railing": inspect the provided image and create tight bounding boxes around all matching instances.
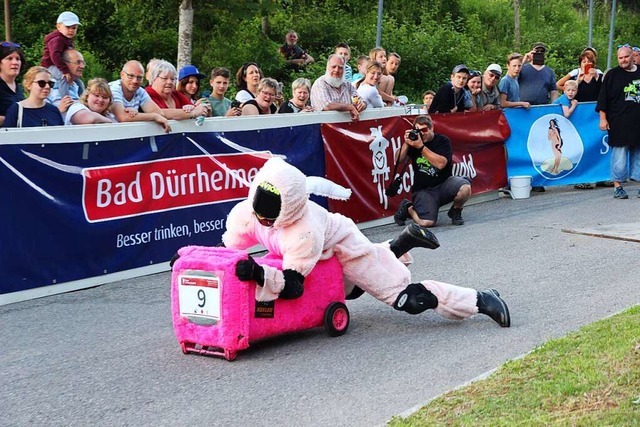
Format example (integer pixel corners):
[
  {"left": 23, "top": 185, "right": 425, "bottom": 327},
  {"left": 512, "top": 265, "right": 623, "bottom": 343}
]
[
  {"left": 3, "top": 66, "right": 63, "bottom": 128},
  {"left": 145, "top": 60, "right": 211, "bottom": 121},
  {"left": 65, "top": 78, "right": 115, "bottom": 125}
]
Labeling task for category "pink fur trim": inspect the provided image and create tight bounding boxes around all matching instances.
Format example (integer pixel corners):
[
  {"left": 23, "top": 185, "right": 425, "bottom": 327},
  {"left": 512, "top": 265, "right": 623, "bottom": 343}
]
[{"left": 421, "top": 280, "right": 479, "bottom": 320}]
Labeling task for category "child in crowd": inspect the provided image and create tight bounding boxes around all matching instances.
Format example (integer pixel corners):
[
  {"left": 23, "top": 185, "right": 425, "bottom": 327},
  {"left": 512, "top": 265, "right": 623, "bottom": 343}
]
[
  {"left": 40, "top": 11, "right": 83, "bottom": 98},
  {"left": 351, "top": 55, "right": 369, "bottom": 83},
  {"left": 421, "top": 90, "right": 435, "bottom": 114},
  {"left": 554, "top": 79, "right": 578, "bottom": 118},
  {"left": 422, "top": 90, "right": 435, "bottom": 107},
  {"left": 499, "top": 53, "right": 530, "bottom": 109},
  {"left": 208, "top": 67, "right": 241, "bottom": 117},
  {"left": 386, "top": 52, "right": 401, "bottom": 76},
  {"left": 335, "top": 43, "right": 352, "bottom": 81}
]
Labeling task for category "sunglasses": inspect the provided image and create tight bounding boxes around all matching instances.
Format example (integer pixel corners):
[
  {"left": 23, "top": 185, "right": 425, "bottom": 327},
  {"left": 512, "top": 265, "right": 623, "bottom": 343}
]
[
  {"left": 617, "top": 43, "right": 631, "bottom": 48},
  {"left": 34, "top": 80, "right": 55, "bottom": 88},
  {"left": 254, "top": 211, "right": 276, "bottom": 227},
  {"left": 1, "top": 41, "right": 20, "bottom": 48},
  {"left": 469, "top": 70, "right": 482, "bottom": 77}
]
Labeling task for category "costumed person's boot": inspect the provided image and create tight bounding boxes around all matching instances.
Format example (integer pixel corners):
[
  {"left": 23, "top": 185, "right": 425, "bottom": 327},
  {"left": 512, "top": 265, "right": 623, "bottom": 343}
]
[
  {"left": 389, "top": 223, "right": 440, "bottom": 258},
  {"left": 476, "top": 289, "right": 511, "bottom": 327}
]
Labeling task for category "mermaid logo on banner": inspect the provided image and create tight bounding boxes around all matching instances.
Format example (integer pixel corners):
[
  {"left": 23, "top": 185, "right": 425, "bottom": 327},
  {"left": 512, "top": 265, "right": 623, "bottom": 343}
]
[{"left": 503, "top": 103, "right": 610, "bottom": 187}]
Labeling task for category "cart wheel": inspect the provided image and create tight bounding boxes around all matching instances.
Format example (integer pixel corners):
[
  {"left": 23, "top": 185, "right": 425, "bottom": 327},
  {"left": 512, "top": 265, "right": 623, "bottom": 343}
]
[
  {"left": 324, "top": 302, "right": 350, "bottom": 337},
  {"left": 180, "top": 342, "right": 188, "bottom": 355},
  {"left": 224, "top": 349, "right": 237, "bottom": 361}
]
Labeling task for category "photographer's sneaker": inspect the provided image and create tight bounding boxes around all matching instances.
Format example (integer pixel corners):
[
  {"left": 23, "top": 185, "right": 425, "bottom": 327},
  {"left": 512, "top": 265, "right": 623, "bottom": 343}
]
[
  {"left": 614, "top": 186, "right": 628, "bottom": 199},
  {"left": 394, "top": 199, "right": 412, "bottom": 226},
  {"left": 447, "top": 206, "right": 464, "bottom": 225}
]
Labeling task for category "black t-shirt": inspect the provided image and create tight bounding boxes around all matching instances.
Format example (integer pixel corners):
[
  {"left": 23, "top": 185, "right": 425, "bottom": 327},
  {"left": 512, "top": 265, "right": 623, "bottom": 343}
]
[
  {"left": 278, "top": 100, "right": 305, "bottom": 114},
  {"left": 408, "top": 133, "right": 453, "bottom": 190},
  {"left": 429, "top": 82, "right": 467, "bottom": 114},
  {"left": 596, "top": 66, "right": 640, "bottom": 147},
  {"left": 576, "top": 77, "right": 601, "bottom": 102},
  {"left": 0, "top": 78, "right": 24, "bottom": 116},
  {"left": 244, "top": 99, "right": 277, "bottom": 114}
]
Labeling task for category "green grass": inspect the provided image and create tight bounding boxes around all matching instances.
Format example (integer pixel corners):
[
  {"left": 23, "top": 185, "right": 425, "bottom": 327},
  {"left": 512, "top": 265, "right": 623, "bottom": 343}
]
[{"left": 389, "top": 306, "right": 640, "bottom": 426}]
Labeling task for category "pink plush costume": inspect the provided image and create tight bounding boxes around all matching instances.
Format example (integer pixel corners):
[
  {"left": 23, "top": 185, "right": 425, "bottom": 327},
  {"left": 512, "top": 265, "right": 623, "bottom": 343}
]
[{"left": 223, "top": 158, "right": 493, "bottom": 322}]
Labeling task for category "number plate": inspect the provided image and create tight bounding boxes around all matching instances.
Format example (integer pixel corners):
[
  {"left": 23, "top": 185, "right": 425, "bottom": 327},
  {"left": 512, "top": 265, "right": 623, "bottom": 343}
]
[{"left": 178, "top": 273, "right": 221, "bottom": 321}]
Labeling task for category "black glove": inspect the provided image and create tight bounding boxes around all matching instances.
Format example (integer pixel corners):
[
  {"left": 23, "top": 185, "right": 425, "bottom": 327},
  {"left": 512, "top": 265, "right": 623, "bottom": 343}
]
[{"left": 235, "top": 256, "right": 265, "bottom": 286}]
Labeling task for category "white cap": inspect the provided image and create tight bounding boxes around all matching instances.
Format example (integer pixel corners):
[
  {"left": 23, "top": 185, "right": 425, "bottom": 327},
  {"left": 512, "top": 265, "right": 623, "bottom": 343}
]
[
  {"left": 486, "top": 63, "right": 502, "bottom": 76},
  {"left": 57, "top": 12, "right": 81, "bottom": 26}
]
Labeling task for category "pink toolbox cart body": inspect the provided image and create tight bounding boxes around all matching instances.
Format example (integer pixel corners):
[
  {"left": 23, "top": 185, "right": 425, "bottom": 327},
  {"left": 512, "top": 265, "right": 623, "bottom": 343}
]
[{"left": 171, "top": 246, "right": 350, "bottom": 360}]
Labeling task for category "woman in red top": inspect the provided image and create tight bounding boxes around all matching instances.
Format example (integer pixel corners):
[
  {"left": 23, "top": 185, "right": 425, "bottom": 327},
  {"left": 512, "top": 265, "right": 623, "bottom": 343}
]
[{"left": 145, "top": 60, "right": 210, "bottom": 120}]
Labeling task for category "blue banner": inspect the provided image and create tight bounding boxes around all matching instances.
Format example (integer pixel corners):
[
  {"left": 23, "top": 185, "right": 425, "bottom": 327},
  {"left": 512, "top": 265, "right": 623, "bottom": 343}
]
[
  {"left": 503, "top": 103, "right": 610, "bottom": 187},
  {"left": 0, "top": 125, "right": 323, "bottom": 294}
]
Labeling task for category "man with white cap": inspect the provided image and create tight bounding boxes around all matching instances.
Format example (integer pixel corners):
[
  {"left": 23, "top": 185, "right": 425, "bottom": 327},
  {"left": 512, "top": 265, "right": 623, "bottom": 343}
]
[
  {"left": 41, "top": 11, "right": 83, "bottom": 98},
  {"left": 479, "top": 64, "right": 502, "bottom": 110}
]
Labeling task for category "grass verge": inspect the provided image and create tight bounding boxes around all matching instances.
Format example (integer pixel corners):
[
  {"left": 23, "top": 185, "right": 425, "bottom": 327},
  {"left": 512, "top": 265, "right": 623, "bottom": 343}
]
[{"left": 389, "top": 305, "right": 640, "bottom": 426}]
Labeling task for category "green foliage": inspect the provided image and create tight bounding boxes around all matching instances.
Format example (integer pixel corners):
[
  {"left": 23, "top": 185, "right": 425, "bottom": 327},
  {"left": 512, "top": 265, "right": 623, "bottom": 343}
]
[{"left": 2, "top": 0, "right": 640, "bottom": 101}]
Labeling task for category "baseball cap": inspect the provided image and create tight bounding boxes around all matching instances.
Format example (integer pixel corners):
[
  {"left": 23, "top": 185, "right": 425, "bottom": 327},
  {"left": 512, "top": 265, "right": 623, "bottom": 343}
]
[
  {"left": 178, "top": 65, "right": 206, "bottom": 81},
  {"left": 581, "top": 46, "right": 598, "bottom": 56},
  {"left": 57, "top": 11, "right": 81, "bottom": 26},
  {"left": 486, "top": 63, "right": 502, "bottom": 77},
  {"left": 532, "top": 42, "right": 548, "bottom": 52},
  {"left": 451, "top": 64, "right": 469, "bottom": 74}
]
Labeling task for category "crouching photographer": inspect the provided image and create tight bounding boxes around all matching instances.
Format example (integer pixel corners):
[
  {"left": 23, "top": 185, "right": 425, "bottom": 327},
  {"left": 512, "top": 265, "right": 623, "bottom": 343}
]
[{"left": 393, "top": 114, "right": 471, "bottom": 227}]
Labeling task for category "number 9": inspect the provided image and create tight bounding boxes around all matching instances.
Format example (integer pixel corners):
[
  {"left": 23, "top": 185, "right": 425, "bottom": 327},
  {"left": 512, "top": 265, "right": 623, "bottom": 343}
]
[{"left": 197, "top": 289, "right": 206, "bottom": 308}]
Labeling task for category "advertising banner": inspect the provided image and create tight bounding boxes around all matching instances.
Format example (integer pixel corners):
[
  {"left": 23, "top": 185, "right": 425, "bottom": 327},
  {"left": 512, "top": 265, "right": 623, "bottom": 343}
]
[
  {"left": 0, "top": 125, "right": 323, "bottom": 295},
  {"left": 323, "top": 111, "right": 510, "bottom": 223},
  {"left": 503, "top": 103, "right": 610, "bottom": 186}
]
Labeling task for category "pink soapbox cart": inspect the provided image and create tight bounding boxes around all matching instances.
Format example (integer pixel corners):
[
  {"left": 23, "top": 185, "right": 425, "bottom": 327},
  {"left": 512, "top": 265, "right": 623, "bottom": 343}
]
[{"left": 171, "top": 246, "right": 350, "bottom": 361}]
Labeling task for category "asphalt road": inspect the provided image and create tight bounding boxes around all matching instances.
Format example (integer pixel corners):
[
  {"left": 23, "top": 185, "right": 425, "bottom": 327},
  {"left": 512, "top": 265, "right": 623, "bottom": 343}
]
[{"left": 2, "top": 184, "right": 640, "bottom": 427}]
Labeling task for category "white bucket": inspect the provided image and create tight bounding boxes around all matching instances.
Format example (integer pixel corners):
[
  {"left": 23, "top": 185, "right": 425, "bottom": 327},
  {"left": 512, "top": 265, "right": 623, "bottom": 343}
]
[{"left": 509, "top": 176, "right": 532, "bottom": 199}]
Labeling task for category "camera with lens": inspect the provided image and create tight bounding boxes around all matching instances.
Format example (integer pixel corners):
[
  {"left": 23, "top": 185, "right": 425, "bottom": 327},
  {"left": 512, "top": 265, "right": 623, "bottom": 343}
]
[
  {"left": 408, "top": 128, "right": 421, "bottom": 141},
  {"left": 231, "top": 100, "right": 242, "bottom": 109}
]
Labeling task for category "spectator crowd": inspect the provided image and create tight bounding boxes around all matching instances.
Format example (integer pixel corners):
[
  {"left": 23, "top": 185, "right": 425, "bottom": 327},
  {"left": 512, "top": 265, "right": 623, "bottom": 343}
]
[{"left": 1, "top": 11, "right": 639, "bottom": 199}]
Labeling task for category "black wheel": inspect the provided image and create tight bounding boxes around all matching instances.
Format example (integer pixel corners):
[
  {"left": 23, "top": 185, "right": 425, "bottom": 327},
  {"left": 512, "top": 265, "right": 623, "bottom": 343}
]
[{"left": 324, "top": 302, "right": 350, "bottom": 337}]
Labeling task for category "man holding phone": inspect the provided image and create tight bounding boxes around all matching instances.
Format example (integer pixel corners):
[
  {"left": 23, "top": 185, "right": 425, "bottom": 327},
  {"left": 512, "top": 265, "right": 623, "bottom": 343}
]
[
  {"left": 518, "top": 42, "right": 559, "bottom": 192},
  {"left": 519, "top": 42, "right": 559, "bottom": 106}
]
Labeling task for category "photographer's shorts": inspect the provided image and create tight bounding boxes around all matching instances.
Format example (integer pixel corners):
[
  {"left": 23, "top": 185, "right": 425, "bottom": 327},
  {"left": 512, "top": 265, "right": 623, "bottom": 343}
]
[{"left": 412, "top": 176, "right": 471, "bottom": 223}]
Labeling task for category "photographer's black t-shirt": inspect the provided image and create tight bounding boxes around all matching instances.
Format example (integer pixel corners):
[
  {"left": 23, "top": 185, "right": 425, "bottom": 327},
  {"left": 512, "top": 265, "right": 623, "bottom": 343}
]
[{"left": 408, "top": 133, "right": 453, "bottom": 191}]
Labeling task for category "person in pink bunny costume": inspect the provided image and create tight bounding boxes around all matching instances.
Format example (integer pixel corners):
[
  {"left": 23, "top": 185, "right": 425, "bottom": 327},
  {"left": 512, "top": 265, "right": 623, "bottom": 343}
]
[{"left": 222, "top": 157, "right": 510, "bottom": 327}]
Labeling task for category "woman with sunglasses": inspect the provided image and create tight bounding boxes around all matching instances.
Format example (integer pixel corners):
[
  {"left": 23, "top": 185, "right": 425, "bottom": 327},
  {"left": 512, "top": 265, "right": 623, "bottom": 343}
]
[
  {"left": 3, "top": 66, "right": 63, "bottom": 127},
  {"left": 241, "top": 78, "right": 278, "bottom": 115},
  {"left": 0, "top": 42, "right": 26, "bottom": 126},
  {"left": 65, "top": 78, "right": 115, "bottom": 125},
  {"left": 234, "top": 62, "right": 263, "bottom": 103}
]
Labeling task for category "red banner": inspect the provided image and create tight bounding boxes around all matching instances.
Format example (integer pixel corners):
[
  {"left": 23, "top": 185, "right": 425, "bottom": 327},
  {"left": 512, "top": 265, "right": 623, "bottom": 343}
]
[
  {"left": 323, "top": 112, "right": 509, "bottom": 223},
  {"left": 83, "top": 152, "right": 270, "bottom": 222}
]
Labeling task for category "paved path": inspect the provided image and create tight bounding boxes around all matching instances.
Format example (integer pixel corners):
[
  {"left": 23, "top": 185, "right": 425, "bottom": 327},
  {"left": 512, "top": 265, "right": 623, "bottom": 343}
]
[{"left": 2, "top": 184, "right": 640, "bottom": 426}]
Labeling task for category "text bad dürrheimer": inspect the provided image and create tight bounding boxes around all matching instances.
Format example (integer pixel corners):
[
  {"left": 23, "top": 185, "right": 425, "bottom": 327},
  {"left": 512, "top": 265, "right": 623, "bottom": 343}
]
[{"left": 95, "top": 163, "right": 259, "bottom": 207}]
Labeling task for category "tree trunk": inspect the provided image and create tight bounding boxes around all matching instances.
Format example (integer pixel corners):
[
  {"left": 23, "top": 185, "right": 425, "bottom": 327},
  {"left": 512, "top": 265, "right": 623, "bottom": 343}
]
[
  {"left": 261, "top": 15, "right": 269, "bottom": 36},
  {"left": 177, "top": 0, "right": 194, "bottom": 69},
  {"left": 513, "top": 0, "right": 521, "bottom": 51}
]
